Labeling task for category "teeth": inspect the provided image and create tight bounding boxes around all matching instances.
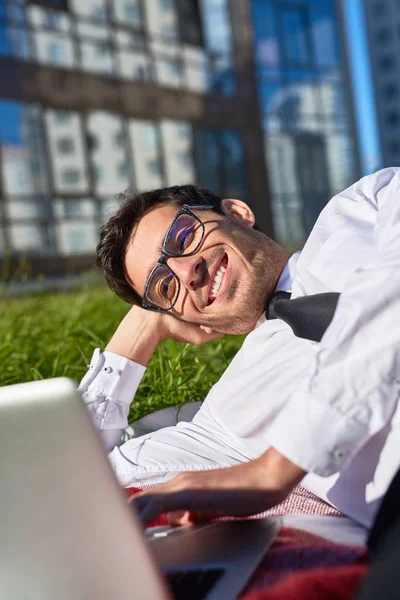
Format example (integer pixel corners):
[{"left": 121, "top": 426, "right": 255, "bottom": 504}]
[{"left": 210, "top": 264, "right": 227, "bottom": 300}]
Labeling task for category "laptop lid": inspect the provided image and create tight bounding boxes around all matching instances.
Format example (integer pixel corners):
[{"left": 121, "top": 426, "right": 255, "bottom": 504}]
[{"left": 0, "top": 377, "right": 170, "bottom": 600}]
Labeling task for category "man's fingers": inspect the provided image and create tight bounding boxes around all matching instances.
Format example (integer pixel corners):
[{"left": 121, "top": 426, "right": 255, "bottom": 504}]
[
  {"left": 133, "top": 490, "right": 198, "bottom": 524},
  {"left": 132, "top": 489, "right": 250, "bottom": 525}
]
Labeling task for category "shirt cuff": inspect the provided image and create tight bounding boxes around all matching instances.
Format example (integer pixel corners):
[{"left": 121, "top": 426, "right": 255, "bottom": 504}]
[
  {"left": 79, "top": 348, "right": 146, "bottom": 408},
  {"left": 266, "top": 380, "right": 369, "bottom": 477}
]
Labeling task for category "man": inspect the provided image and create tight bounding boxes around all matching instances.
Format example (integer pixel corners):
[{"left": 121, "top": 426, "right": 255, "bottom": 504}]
[{"left": 79, "top": 168, "right": 400, "bottom": 529}]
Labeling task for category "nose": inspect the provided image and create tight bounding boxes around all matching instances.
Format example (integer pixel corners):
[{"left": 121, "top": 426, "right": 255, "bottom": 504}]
[{"left": 167, "top": 253, "right": 204, "bottom": 291}]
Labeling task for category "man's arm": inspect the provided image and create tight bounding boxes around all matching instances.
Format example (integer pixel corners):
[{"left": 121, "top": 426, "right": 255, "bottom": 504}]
[
  {"left": 79, "top": 305, "right": 222, "bottom": 451},
  {"left": 266, "top": 167, "right": 400, "bottom": 476}
]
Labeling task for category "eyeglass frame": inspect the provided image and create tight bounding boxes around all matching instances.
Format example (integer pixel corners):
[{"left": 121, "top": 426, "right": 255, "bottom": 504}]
[{"left": 141, "top": 204, "right": 216, "bottom": 313}]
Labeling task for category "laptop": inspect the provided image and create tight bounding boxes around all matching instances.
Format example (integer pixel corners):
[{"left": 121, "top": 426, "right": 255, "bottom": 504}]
[{"left": 0, "top": 378, "right": 280, "bottom": 600}]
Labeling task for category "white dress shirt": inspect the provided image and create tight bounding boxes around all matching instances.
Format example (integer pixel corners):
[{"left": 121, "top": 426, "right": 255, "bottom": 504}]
[{"left": 78, "top": 167, "right": 400, "bottom": 528}]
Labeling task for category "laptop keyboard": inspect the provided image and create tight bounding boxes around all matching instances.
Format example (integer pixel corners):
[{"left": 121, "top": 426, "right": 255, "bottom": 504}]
[{"left": 166, "top": 568, "right": 225, "bottom": 600}]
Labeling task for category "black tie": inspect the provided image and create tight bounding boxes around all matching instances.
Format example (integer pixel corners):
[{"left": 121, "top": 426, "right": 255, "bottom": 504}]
[{"left": 266, "top": 291, "right": 340, "bottom": 342}]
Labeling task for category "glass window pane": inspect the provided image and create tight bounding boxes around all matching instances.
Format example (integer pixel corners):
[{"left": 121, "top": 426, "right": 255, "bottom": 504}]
[
  {"left": 281, "top": 8, "right": 310, "bottom": 65},
  {"left": 117, "top": 48, "right": 152, "bottom": 81},
  {"left": 0, "top": 101, "right": 49, "bottom": 196},
  {"left": 0, "top": 24, "right": 31, "bottom": 59},
  {"left": 54, "top": 198, "right": 96, "bottom": 219},
  {"left": 80, "top": 41, "right": 115, "bottom": 75},
  {"left": 87, "top": 112, "right": 132, "bottom": 195},
  {"left": 194, "top": 130, "right": 220, "bottom": 191},
  {"left": 77, "top": 21, "right": 110, "bottom": 40},
  {"left": 325, "top": 131, "right": 357, "bottom": 194},
  {"left": 45, "top": 110, "right": 89, "bottom": 194},
  {"left": 206, "top": 52, "right": 235, "bottom": 96},
  {"left": 183, "top": 47, "right": 207, "bottom": 92},
  {"left": 112, "top": 0, "right": 143, "bottom": 27},
  {"left": 56, "top": 221, "right": 99, "bottom": 255},
  {"left": 160, "top": 120, "right": 195, "bottom": 185},
  {"left": 220, "top": 130, "right": 247, "bottom": 200},
  {"left": 310, "top": 7, "right": 340, "bottom": 67},
  {"left": 70, "top": 0, "right": 108, "bottom": 21},
  {"left": 252, "top": 0, "right": 280, "bottom": 70},
  {"left": 33, "top": 32, "right": 75, "bottom": 67},
  {"left": 200, "top": 0, "right": 232, "bottom": 55},
  {"left": 9, "top": 223, "right": 53, "bottom": 255},
  {"left": 129, "top": 120, "right": 164, "bottom": 190},
  {"left": 145, "top": 0, "right": 179, "bottom": 41},
  {"left": 6, "top": 196, "right": 52, "bottom": 221},
  {"left": 28, "top": 5, "right": 71, "bottom": 32}
]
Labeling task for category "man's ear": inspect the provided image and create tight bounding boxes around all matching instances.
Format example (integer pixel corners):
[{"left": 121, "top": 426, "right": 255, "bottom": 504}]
[{"left": 220, "top": 198, "right": 255, "bottom": 228}]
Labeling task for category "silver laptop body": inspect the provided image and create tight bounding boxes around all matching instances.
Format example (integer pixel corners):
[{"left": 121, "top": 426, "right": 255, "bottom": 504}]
[{"left": 0, "top": 378, "right": 280, "bottom": 600}]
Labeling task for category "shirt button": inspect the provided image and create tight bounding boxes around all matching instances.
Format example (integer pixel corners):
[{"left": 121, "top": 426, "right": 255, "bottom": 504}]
[
  {"left": 333, "top": 448, "right": 345, "bottom": 460},
  {"left": 104, "top": 366, "right": 113, "bottom": 374}
]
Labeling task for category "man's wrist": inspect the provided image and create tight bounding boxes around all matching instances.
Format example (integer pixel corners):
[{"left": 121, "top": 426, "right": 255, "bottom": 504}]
[{"left": 106, "top": 305, "right": 162, "bottom": 366}]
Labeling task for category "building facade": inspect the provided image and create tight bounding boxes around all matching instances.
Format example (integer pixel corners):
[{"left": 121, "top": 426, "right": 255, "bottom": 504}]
[
  {"left": 0, "top": 0, "right": 270, "bottom": 276},
  {"left": 364, "top": 0, "right": 400, "bottom": 168},
  {"left": 251, "top": 0, "right": 361, "bottom": 246}
]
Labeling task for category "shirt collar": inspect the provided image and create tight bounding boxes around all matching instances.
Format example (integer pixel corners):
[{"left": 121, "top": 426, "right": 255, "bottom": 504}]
[{"left": 254, "top": 251, "right": 301, "bottom": 329}]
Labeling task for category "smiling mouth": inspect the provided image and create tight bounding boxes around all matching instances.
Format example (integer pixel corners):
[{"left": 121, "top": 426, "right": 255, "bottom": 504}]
[{"left": 208, "top": 254, "right": 228, "bottom": 305}]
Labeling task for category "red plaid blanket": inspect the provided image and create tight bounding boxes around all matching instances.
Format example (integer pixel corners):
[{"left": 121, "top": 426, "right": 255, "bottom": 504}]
[{"left": 126, "top": 484, "right": 369, "bottom": 599}]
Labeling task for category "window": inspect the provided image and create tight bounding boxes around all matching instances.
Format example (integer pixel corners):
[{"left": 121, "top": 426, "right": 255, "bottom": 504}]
[
  {"left": 61, "top": 169, "right": 80, "bottom": 184},
  {"left": 372, "top": 1, "right": 387, "bottom": 17},
  {"left": 386, "top": 111, "right": 399, "bottom": 127},
  {"left": 56, "top": 137, "right": 74, "bottom": 154},
  {"left": 163, "top": 24, "right": 179, "bottom": 42},
  {"left": 124, "top": 2, "right": 141, "bottom": 25},
  {"left": 31, "top": 0, "right": 69, "bottom": 9},
  {"left": 376, "top": 27, "right": 392, "bottom": 44},
  {"left": 176, "top": 123, "right": 190, "bottom": 139},
  {"left": 67, "top": 229, "right": 87, "bottom": 252},
  {"left": 135, "top": 65, "right": 148, "bottom": 80},
  {"left": 159, "top": 0, "right": 174, "bottom": 12},
  {"left": 177, "top": 151, "right": 191, "bottom": 169},
  {"left": 87, "top": 133, "right": 99, "bottom": 151},
  {"left": 379, "top": 54, "right": 395, "bottom": 70},
  {"left": 383, "top": 82, "right": 398, "bottom": 100},
  {"left": 92, "top": 6, "right": 108, "bottom": 22},
  {"left": 53, "top": 110, "right": 70, "bottom": 124},
  {"left": 7, "top": 2, "right": 26, "bottom": 22},
  {"left": 141, "top": 127, "right": 157, "bottom": 149},
  {"left": 47, "top": 41, "right": 65, "bottom": 63},
  {"left": 63, "top": 200, "right": 83, "bottom": 218},
  {"left": 130, "top": 34, "right": 146, "bottom": 51},
  {"left": 115, "top": 130, "right": 126, "bottom": 148},
  {"left": 95, "top": 41, "right": 112, "bottom": 57},
  {"left": 167, "top": 59, "right": 183, "bottom": 76},
  {"left": 117, "top": 162, "right": 130, "bottom": 179},
  {"left": 282, "top": 7, "right": 310, "bottom": 65},
  {"left": 44, "top": 10, "right": 62, "bottom": 29},
  {"left": 92, "top": 165, "right": 102, "bottom": 184},
  {"left": 147, "top": 159, "right": 162, "bottom": 176}
]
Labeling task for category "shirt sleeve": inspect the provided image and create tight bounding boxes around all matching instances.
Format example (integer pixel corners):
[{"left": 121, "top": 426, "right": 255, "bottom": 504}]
[
  {"left": 78, "top": 348, "right": 146, "bottom": 451},
  {"left": 267, "top": 167, "right": 400, "bottom": 476}
]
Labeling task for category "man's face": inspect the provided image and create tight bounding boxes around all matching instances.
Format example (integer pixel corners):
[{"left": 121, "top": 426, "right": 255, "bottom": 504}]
[{"left": 125, "top": 200, "right": 283, "bottom": 334}]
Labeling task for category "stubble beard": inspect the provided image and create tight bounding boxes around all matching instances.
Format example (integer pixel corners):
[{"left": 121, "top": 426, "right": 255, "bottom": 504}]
[{"left": 193, "top": 245, "right": 278, "bottom": 335}]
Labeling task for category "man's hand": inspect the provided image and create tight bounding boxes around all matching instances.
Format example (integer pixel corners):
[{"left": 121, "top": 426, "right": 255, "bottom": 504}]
[
  {"left": 131, "top": 448, "right": 307, "bottom": 525},
  {"left": 106, "top": 305, "right": 223, "bottom": 366}
]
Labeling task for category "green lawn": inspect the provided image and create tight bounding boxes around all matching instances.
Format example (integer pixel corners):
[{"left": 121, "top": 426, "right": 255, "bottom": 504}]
[{"left": 2, "top": 282, "right": 245, "bottom": 422}]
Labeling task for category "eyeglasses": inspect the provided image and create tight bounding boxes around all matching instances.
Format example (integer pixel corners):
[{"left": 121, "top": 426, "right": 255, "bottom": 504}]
[{"left": 142, "top": 204, "right": 215, "bottom": 312}]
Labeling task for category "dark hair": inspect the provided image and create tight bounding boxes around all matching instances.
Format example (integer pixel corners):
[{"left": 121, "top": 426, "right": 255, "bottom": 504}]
[{"left": 96, "top": 184, "right": 224, "bottom": 304}]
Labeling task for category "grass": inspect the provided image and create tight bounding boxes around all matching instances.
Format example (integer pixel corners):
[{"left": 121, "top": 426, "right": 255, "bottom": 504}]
[{"left": 2, "top": 281, "right": 245, "bottom": 422}]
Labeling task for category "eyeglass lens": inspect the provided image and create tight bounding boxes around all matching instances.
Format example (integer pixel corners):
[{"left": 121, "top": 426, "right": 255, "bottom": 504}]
[{"left": 146, "top": 213, "right": 203, "bottom": 309}]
